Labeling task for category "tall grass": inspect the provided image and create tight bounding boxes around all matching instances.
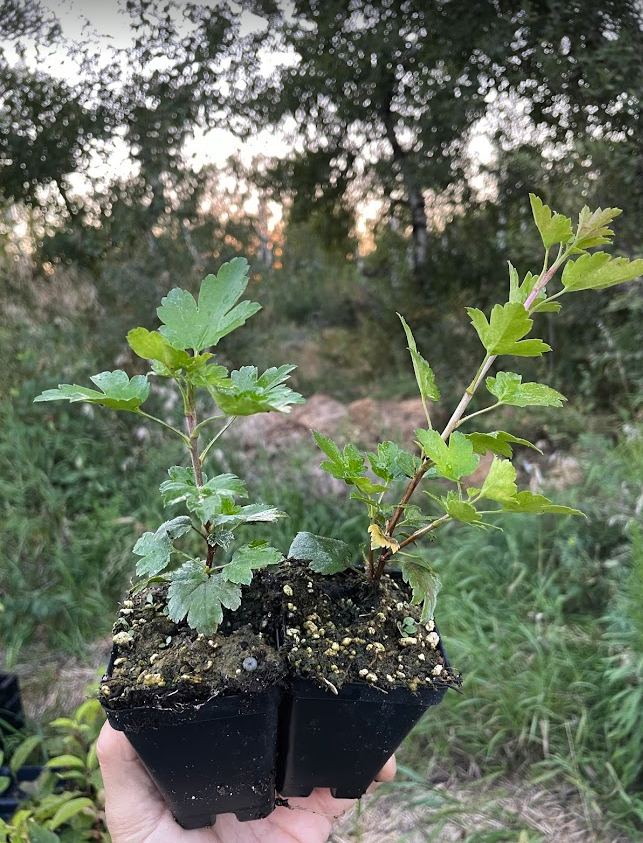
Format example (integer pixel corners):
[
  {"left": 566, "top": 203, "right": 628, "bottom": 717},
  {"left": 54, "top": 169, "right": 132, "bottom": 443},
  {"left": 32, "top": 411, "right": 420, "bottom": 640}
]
[
  {"left": 401, "top": 427, "right": 643, "bottom": 836},
  {"left": 0, "top": 381, "right": 179, "bottom": 664}
]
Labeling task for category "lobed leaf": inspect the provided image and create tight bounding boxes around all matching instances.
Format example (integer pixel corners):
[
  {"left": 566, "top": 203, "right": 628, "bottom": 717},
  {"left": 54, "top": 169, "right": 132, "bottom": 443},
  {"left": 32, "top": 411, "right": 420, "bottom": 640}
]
[
  {"left": 157, "top": 258, "right": 260, "bottom": 352},
  {"left": 467, "top": 303, "right": 551, "bottom": 358},
  {"left": 368, "top": 441, "right": 418, "bottom": 483},
  {"left": 398, "top": 314, "right": 440, "bottom": 402},
  {"left": 127, "top": 327, "right": 217, "bottom": 379},
  {"left": 224, "top": 542, "right": 283, "bottom": 585},
  {"left": 34, "top": 370, "right": 149, "bottom": 411},
  {"left": 288, "top": 532, "right": 353, "bottom": 575},
  {"left": 368, "top": 524, "right": 400, "bottom": 552},
  {"left": 561, "top": 252, "right": 643, "bottom": 293},
  {"left": 313, "top": 431, "right": 386, "bottom": 494},
  {"left": 416, "top": 429, "right": 479, "bottom": 482},
  {"left": 211, "top": 365, "right": 305, "bottom": 415},
  {"left": 486, "top": 371, "right": 566, "bottom": 408},
  {"left": 160, "top": 467, "right": 247, "bottom": 523},
  {"left": 399, "top": 556, "right": 441, "bottom": 623},
  {"left": 529, "top": 194, "right": 574, "bottom": 249},
  {"left": 573, "top": 205, "right": 621, "bottom": 251},
  {"left": 475, "top": 457, "right": 518, "bottom": 503},
  {"left": 440, "top": 491, "right": 482, "bottom": 525},
  {"left": 167, "top": 562, "right": 242, "bottom": 635},
  {"left": 132, "top": 516, "right": 192, "bottom": 577},
  {"left": 507, "top": 263, "right": 561, "bottom": 313},
  {"left": 465, "top": 430, "right": 541, "bottom": 459},
  {"left": 501, "top": 491, "right": 584, "bottom": 516}
]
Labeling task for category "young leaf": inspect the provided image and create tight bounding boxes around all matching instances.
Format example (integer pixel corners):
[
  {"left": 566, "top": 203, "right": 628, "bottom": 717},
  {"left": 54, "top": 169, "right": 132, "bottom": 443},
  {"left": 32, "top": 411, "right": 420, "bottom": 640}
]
[
  {"left": 398, "top": 314, "right": 440, "bottom": 403},
  {"left": 507, "top": 263, "right": 561, "bottom": 313},
  {"left": 465, "top": 431, "right": 542, "bottom": 459},
  {"left": 224, "top": 542, "right": 284, "bottom": 585},
  {"left": 160, "top": 467, "right": 247, "bottom": 523},
  {"left": 501, "top": 491, "right": 584, "bottom": 516},
  {"left": 127, "top": 328, "right": 216, "bottom": 378},
  {"left": 398, "top": 556, "right": 441, "bottom": 623},
  {"left": 415, "top": 429, "right": 479, "bottom": 482},
  {"left": 368, "top": 524, "right": 400, "bottom": 553},
  {"left": 440, "top": 491, "right": 482, "bottom": 525},
  {"left": 28, "top": 828, "right": 60, "bottom": 843},
  {"left": 486, "top": 372, "right": 566, "bottom": 408},
  {"left": 132, "top": 516, "right": 192, "bottom": 577},
  {"left": 167, "top": 562, "right": 242, "bottom": 634},
  {"left": 368, "top": 441, "right": 418, "bottom": 483},
  {"left": 157, "top": 257, "right": 261, "bottom": 352},
  {"left": 288, "top": 532, "right": 353, "bottom": 574},
  {"left": 211, "top": 365, "right": 305, "bottom": 415},
  {"left": 466, "top": 303, "right": 551, "bottom": 358},
  {"left": 313, "top": 431, "right": 387, "bottom": 494},
  {"left": 561, "top": 252, "right": 643, "bottom": 293},
  {"left": 573, "top": 205, "right": 621, "bottom": 251},
  {"left": 34, "top": 370, "right": 149, "bottom": 411},
  {"left": 529, "top": 194, "right": 574, "bottom": 249},
  {"left": 476, "top": 458, "right": 518, "bottom": 503}
]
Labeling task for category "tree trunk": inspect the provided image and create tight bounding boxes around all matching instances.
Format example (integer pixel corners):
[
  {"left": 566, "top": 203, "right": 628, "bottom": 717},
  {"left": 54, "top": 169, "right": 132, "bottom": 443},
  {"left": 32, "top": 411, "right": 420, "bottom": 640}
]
[{"left": 381, "top": 93, "right": 429, "bottom": 278}]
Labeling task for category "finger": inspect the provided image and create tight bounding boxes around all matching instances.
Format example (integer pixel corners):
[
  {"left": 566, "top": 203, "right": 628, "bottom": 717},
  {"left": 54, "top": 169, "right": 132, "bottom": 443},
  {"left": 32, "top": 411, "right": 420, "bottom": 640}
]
[
  {"left": 366, "top": 755, "right": 397, "bottom": 794},
  {"left": 97, "top": 722, "right": 166, "bottom": 843},
  {"left": 375, "top": 755, "right": 396, "bottom": 782}
]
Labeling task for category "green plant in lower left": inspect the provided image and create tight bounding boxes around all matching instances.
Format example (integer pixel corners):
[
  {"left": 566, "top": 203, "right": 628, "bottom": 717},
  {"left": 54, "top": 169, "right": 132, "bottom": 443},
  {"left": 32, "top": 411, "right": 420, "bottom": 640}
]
[{"left": 0, "top": 699, "right": 107, "bottom": 843}]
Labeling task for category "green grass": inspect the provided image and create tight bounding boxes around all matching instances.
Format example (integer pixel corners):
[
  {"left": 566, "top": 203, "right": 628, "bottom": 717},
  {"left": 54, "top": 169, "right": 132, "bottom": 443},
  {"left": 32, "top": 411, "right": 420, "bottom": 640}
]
[{"left": 399, "top": 428, "right": 643, "bottom": 837}]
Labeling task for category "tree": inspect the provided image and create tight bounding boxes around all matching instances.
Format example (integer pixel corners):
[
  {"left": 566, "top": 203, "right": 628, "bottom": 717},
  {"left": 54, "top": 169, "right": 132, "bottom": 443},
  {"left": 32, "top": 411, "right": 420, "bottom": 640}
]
[{"left": 232, "top": 0, "right": 643, "bottom": 286}]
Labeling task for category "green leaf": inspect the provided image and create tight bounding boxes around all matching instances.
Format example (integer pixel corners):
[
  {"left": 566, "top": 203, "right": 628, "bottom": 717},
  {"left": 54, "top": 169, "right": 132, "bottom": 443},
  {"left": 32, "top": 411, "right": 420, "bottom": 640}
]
[
  {"left": 476, "top": 458, "right": 518, "bottom": 503},
  {"left": 288, "top": 532, "right": 353, "bottom": 574},
  {"left": 368, "top": 441, "right": 418, "bottom": 483},
  {"left": 399, "top": 557, "right": 441, "bottom": 623},
  {"left": 313, "top": 431, "right": 386, "bottom": 494},
  {"left": 398, "top": 314, "right": 440, "bottom": 402},
  {"left": 486, "top": 372, "right": 566, "bottom": 408},
  {"left": 0, "top": 776, "right": 10, "bottom": 794},
  {"left": 500, "top": 491, "right": 584, "bottom": 516},
  {"left": 10, "top": 735, "right": 42, "bottom": 776},
  {"left": 211, "top": 365, "right": 305, "bottom": 415},
  {"left": 529, "top": 194, "right": 574, "bottom": 249},
  {"left": 415, "top": 429, "right": 479, "bottom": 482},
  {"left": 440, "top": 491, "right": 482, "bottom": 525},
  {"left": 34, "top": 370, "right": 149, "bottom": 411},
  {"left": 127, "top": 327, "right": 217, "bottom": 379},
  {"left": 465, "top": 431, "right": 541, "bottom": 459},
  {"left": 561, "top": 252, "right": 643, "bottom": 293},
  {"left": 573, "top": 205, "right": 622, "bottom": 251},
  {"left": 466, "top": 303, "right": 551, "bottom": 358},
  {"left": 160, "top": 467, "right": 247, "bottom": 523},
  {"left": 48, "top": 797, "right": 94, "bottom": 830},
  {"left": 45, "top": 755, "right": 85, "bottom": 770},
  {"left": 132, "top": 516, "right": 192, "bottom": 577},
  {"left": 167, "top": 563, "right": 242, "bottom": 634},
  {"left": 28, "top": 828, "right": 60, "bottom": 843},
  {"left": 157, "top": 258, "right": 260, "bottom": 352},
  {"left": 507, "top": 263, "right": 561, "bottom": 313},
  {"left": 224, "top": 543, "right": 283, "bottom": 585}
]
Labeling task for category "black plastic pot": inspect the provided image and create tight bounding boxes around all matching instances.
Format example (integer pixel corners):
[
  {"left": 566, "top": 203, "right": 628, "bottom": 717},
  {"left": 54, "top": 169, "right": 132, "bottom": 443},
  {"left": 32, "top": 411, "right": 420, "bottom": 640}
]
[
  {"left": 0, "top": 766, "right": 45, "bottom": 822},
  {"left": 0, "top": 673, "right": 25, "bottom": 733},
  {"left": 104, "top": 686, "right": 282, "bottom": 829},
  {"left": 276, "top": 677, "right": 448, "bottom": 798}
]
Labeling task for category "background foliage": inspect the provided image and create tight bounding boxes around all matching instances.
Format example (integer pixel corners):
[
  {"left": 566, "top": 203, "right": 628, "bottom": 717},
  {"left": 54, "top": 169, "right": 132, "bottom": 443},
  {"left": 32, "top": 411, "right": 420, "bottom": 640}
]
[{"left": 1, "top": 1, "right": 642, "bottom": 839}]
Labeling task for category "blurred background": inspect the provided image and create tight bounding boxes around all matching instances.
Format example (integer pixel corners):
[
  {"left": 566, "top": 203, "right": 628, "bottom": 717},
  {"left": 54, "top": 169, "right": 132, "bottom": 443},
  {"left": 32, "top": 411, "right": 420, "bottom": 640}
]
[{"left": 1, "top": 1, "right": 642, "bottom": 840}]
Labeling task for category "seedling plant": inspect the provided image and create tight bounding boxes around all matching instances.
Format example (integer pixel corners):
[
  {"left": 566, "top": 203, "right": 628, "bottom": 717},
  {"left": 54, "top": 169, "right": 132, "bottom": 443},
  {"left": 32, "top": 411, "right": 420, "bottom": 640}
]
[{"left": 34, "top": 196, "right": 643, "bottom": 635}]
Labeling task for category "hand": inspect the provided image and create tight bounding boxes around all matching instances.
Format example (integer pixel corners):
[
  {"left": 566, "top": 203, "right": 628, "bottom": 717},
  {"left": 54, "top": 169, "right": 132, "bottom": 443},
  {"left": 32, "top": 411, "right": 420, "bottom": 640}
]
[{"left": 97, "top": 722, "right": 396, "bottom": 843}]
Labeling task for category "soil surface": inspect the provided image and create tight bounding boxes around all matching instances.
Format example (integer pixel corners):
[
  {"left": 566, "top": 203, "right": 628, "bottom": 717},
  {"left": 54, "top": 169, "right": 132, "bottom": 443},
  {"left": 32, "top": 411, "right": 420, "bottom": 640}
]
[{"left": 99, "top": 559, "right": 460, "bottom": 710}]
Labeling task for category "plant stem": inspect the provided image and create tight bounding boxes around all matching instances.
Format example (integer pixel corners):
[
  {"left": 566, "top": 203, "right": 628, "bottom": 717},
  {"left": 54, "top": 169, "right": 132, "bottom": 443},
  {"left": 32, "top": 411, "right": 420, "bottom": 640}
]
[
  {"left": 375, "top": 249, "right": 572, "bottom": 581},
  {"left": 136, "top": 410, "right": 190, "bottom": 444},
  {"left": 200, "top": 416, "right": 237, "bottom": 464},
  {"left": 184, "top": 387, "right": 214, "bottom": 566},
  {"left": 374, "top": 515, "right": 450, "bottom": 579},
  {"left": 457, "top": 402, "right": 502, "bottom": 428},
  {"left": 193, "top": 414, "right": 226, "bottom": 436}
]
